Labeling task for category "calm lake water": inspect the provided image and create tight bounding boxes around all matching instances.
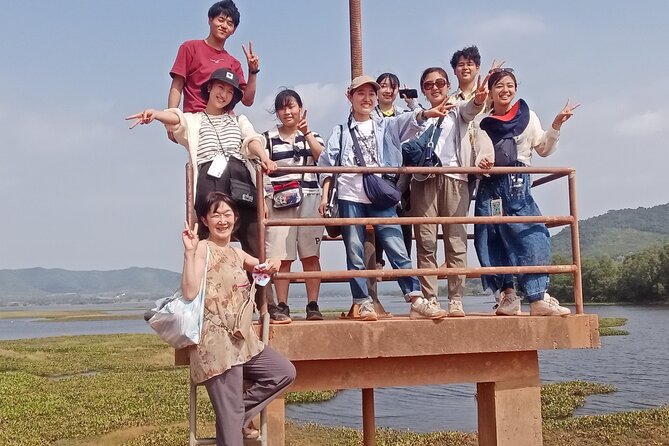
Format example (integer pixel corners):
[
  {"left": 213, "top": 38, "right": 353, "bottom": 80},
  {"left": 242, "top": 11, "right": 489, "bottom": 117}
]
[{"left": 1, "top": 296, "right": 667, "bottom": 433}]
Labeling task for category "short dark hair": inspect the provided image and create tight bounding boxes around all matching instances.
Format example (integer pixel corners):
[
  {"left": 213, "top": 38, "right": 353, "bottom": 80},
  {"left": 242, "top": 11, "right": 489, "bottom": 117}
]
[
  {"left": 271, "top": 89, "right": 303, "bottom": 115},
  {"left": 419, "top": 67, "right": 449, "bottom": 93},
  {"left": 450, "top": 45, "right": 481, "bottom": 69},
  {"left": 196, "top": 192, "right": 239, "bottom": 239},
  {"left": 487, "top": 70, "right": 517, "bottom": 91},
  {"left": 208, "top": 0, "right": 240, "bottom": 27},
  {"left": 376, "top": 73, "right": 400, "bottom": 90}
]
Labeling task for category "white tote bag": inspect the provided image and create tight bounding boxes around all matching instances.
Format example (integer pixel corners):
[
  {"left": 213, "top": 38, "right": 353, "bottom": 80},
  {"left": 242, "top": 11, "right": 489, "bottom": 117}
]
[{"left": 148, "top": 245, "right": 209, "bottom": 349}]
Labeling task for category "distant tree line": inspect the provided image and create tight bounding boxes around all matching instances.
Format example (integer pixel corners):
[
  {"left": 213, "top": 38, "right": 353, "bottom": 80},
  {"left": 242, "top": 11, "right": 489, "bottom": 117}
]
[{"left": 550, "top": 242, "right": 669, "bottom": 304}]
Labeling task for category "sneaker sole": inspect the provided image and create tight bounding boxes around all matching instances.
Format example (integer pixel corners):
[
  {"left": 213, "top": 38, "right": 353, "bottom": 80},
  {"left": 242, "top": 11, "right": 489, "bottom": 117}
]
[
  {"left": 306, "top": 314, "right": 324, "bottom": 321},
  {"left": 530, "top": 311, "right": 571, "bottom": 317},
  {"left": 269, "top": 318, "right": 292, "bottom": 325},
  {"left": 449, "top": 311, "right": 466, "bottom": 317},
  {"left": 495, "top": 309, "right": 522, "bottom": 316},
  {"left": 409, "top": 310, "right": 448, "bottom": 320}
]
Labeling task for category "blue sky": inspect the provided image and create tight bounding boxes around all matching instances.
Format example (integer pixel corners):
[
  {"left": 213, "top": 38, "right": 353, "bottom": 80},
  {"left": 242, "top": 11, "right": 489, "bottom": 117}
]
[{"left": 1, "top": 1, "right": 668, "bottom": 271}]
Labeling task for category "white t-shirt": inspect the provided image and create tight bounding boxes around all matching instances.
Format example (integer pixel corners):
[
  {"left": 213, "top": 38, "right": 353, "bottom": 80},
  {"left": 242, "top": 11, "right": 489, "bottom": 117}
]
[
  {"left": 427, "top": 116, "right": 467, "bottom": 182},
  {"left": 338, "top": 120, "right": 377, "bottom": 203}
]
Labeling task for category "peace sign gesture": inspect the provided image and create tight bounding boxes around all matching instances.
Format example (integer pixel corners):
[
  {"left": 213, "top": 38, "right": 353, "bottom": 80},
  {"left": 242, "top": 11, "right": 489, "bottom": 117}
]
[
  {"left": 473, "top": 74, "right": 488, "bottom": 106},
  {"left": 552, "top": 99, "right": 580, "bottom": 131},
  {"left": 242, "top": 41, "right": 260, "bottom": 73},
  {"left": 422, "top": 98, "right": 457, "bottom": 120},
  {"left": 126, "top": 109, "right": 157, "bottom": 129},
  {"left": 297, "top": 109, "right": 310, "bottom": 135},
  {"left": 182, "top": 221, "right": 200, "bottom": 253},
  {"left": 479, "top": 59, "right": 506, "bottom": 89}
]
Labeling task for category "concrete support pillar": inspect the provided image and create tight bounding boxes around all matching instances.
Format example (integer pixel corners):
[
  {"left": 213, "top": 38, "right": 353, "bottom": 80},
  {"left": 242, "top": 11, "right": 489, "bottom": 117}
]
[
  {"left": 476, "top": 353, "right": 543, "bottom": 446},
  {"left": 267, "top": 397, "right": 285, "bottom": 446}
]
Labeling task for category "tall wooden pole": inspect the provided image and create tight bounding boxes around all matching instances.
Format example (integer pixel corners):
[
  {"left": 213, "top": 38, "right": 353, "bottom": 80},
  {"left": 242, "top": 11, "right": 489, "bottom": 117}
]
[{"left": 349, "top": 0, "right": 363, "bottom": 78}]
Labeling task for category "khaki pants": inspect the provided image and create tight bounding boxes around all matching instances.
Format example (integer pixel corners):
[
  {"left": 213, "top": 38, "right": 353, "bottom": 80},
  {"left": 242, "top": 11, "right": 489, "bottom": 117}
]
[{"left": 410, "top": 175, "right": 470, "bottom": 302}]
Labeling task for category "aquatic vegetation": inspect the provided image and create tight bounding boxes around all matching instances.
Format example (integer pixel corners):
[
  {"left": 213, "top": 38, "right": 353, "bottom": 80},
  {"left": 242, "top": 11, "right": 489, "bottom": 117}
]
[
  {"left": 599, "top": 317, "right": 629, "bottom": 336},
  {"left": 0, "top": 334, "right": 666, "bottom": 446}
]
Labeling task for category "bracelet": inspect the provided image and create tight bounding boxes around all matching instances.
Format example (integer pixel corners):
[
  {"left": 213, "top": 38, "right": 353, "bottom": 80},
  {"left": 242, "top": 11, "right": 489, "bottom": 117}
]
[
  {"left": 303, "top": 131, "right": 312, "bottom": 137},
  {"left": 419, "top": 110, "right": 426, "bottom": 121},
  {"left": 250, "top": 68, "right": 260, "bottom": 75}
]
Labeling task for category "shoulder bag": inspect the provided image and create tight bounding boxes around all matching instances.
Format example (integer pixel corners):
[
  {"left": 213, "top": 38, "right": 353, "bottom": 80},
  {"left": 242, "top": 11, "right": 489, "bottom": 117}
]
[
  {"left": 349, "top": 126, "right": 401, "bottom": 209},
  {"left": 147, "top": 245, "right": 209, "bottom": 349},
  {"left": 266, "top": 130, "right": 305, "bottom": 210}
]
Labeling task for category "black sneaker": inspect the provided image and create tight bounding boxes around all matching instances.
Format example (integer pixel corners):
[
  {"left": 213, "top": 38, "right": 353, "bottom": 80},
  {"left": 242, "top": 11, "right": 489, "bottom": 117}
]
[
  {"left": 305, "top": 301, "right": 324, "bottom": 321},
  {"left": 268, "top": 303, "right": 291, "bottom": 324}
]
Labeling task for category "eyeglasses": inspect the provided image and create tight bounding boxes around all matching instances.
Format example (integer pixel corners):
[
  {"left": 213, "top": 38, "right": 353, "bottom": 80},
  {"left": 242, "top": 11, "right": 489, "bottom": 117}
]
[
  {"left": 422, "top": 78, "right": 448, "bottom": 91},
  {"left": 490, "top": 67, "right": 514, "bottom": 74}
]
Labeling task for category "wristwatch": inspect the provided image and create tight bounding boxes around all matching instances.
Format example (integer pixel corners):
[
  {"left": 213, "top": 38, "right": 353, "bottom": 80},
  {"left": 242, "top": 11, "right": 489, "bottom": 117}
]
[{"left": 250, "top": 68, "right": 260, "bottom": 75}]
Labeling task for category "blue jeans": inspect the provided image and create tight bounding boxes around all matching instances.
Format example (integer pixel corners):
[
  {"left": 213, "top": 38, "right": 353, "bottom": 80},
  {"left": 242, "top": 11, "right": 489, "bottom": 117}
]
[
  {"left": 339, "top": 199, "right": 421, "bottom": 305},
  {"left": 474, "top": 174, "right": 551, "bottom": 302}
]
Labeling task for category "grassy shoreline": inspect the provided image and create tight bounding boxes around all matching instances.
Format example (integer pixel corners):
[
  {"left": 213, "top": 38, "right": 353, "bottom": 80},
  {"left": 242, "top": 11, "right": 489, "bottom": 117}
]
[{"left": 1, "top": 331, "right": 664, "bottom": 445}]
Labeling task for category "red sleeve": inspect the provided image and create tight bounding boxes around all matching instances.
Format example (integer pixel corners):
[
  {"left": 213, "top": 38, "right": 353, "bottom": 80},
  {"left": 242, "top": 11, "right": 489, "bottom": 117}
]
[{"left": 170, "top": 42, "right": 191, "bottom": 79}]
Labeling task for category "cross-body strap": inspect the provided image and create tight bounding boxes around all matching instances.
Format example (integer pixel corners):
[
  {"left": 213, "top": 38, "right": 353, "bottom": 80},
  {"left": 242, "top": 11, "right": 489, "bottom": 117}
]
[
  {"left": 263, "top": 130, "right": 273, "bottom": 161},
  {"left": 348, "top": 126, "right": 367, "bottom": 168}
]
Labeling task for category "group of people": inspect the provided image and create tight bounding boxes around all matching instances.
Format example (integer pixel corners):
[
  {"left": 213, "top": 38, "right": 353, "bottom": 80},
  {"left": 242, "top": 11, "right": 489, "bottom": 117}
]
[{"left": 127, "top": 1, "right": 578, "bottom": 444}]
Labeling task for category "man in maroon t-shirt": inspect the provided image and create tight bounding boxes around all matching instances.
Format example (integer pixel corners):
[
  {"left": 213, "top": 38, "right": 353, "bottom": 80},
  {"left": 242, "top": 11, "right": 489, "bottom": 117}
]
[{"left": 168, "top": 0, "right": 259, "bottom": 117}]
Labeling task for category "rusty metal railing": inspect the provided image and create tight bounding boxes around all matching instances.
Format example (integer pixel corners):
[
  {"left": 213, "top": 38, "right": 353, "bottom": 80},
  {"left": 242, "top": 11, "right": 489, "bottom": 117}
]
[{"left": 256, "top": 165, "right": 584, "bottom": 315}]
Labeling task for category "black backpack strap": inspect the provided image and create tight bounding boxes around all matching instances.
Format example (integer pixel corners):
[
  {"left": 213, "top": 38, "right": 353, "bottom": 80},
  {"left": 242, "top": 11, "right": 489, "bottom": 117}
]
[{"left": 263, "top": 130, "right": 273, "bottom": 161}]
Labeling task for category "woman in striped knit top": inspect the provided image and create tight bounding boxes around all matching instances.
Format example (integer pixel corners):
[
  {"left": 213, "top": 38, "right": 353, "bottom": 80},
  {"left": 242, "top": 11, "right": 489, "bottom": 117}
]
[{"left": 127, "top": 68, "right": 276, "bottom": 256}]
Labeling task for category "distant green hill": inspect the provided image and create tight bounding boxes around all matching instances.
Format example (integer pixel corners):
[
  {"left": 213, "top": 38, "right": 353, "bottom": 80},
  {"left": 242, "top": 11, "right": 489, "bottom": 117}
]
[
  {"left": 552, "top": 203, "right": 669, "bottom": 259},
  {"left": 0, "top": 267, "right": 180, "bottom": 303}
]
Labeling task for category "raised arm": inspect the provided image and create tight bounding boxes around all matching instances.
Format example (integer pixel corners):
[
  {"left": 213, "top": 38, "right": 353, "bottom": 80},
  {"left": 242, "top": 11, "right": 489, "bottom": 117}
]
[
  {"left": 126, "top": 109, "right": 180, "bottom": 129},
  {"left": 297, "top": 110, "right": 325, "bottom": 160},
  {"left": 181, "top": 223, "right": 208, "bottom": 300},
  {"left": 241, "top": 42, "right": 259, "bottom": 106}
]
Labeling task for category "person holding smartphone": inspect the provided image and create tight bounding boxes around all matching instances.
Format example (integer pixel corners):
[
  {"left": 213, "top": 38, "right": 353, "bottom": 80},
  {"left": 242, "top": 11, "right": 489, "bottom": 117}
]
[
  {"left": 371, "top": 73, "right": 416, "bottom": 275},
  {"left": 373, "top": 72, "right": 418, "bottom": 119}
]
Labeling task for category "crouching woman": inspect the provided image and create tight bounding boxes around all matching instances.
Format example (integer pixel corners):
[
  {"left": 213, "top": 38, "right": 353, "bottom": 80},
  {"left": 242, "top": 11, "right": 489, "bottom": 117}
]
[{"left": 182, "top": 192, "right": 295, "bottom": 445}]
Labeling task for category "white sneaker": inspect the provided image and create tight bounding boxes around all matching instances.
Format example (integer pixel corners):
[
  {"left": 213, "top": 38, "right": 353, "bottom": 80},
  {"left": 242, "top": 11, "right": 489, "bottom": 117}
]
[
  {"left": 496, "top": 290, "right": 521, "bottom": 316},
  {"left": 359, "top": 301, "right": 378, "bottom": 321},
  {"left": 530, "top": 293, "right": 571, "bottom": 316},
  {"left": 410, "top": 297, "right": 448, "bottom": 319},
  {"left": 448, "top": 300, "right": 465, "bottom": 317},
  {"left": 428, "top": 297, "right": 442, "bottom": 310}
]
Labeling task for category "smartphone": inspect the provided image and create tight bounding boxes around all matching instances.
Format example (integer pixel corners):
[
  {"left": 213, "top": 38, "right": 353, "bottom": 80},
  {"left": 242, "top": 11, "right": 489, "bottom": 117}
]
[{"left": 398, "top": 88, "right": 418, "bottom": 99}]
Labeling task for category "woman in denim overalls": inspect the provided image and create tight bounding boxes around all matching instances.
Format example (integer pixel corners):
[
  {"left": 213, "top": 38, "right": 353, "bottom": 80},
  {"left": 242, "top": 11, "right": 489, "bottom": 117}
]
[{"left": 472, "top": 69, "right": 578, "bottom": 316}]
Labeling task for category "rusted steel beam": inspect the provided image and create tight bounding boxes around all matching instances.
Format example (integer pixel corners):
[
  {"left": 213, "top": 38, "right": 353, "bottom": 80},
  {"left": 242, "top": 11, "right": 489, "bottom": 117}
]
[
  {"left": 273, "top": 166, "right": 574, "bottom": 175},
  {"left": 569, "top": 172, "right": 584, "bottom": 314},
  {"left": 185, "top": 163, "right": 195, "bottom": 230},
  {"left": 349, "top": 0, "right": 363, "bottom": 78},
  {"left": 531, "top": 172, "right": 570, "bottom": 188},
  {"left": 267, "top": 215, "right": 574, "bottom": 227},
  {"left": 275, "top": 264, "right": 577, "bottom": 281}
]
